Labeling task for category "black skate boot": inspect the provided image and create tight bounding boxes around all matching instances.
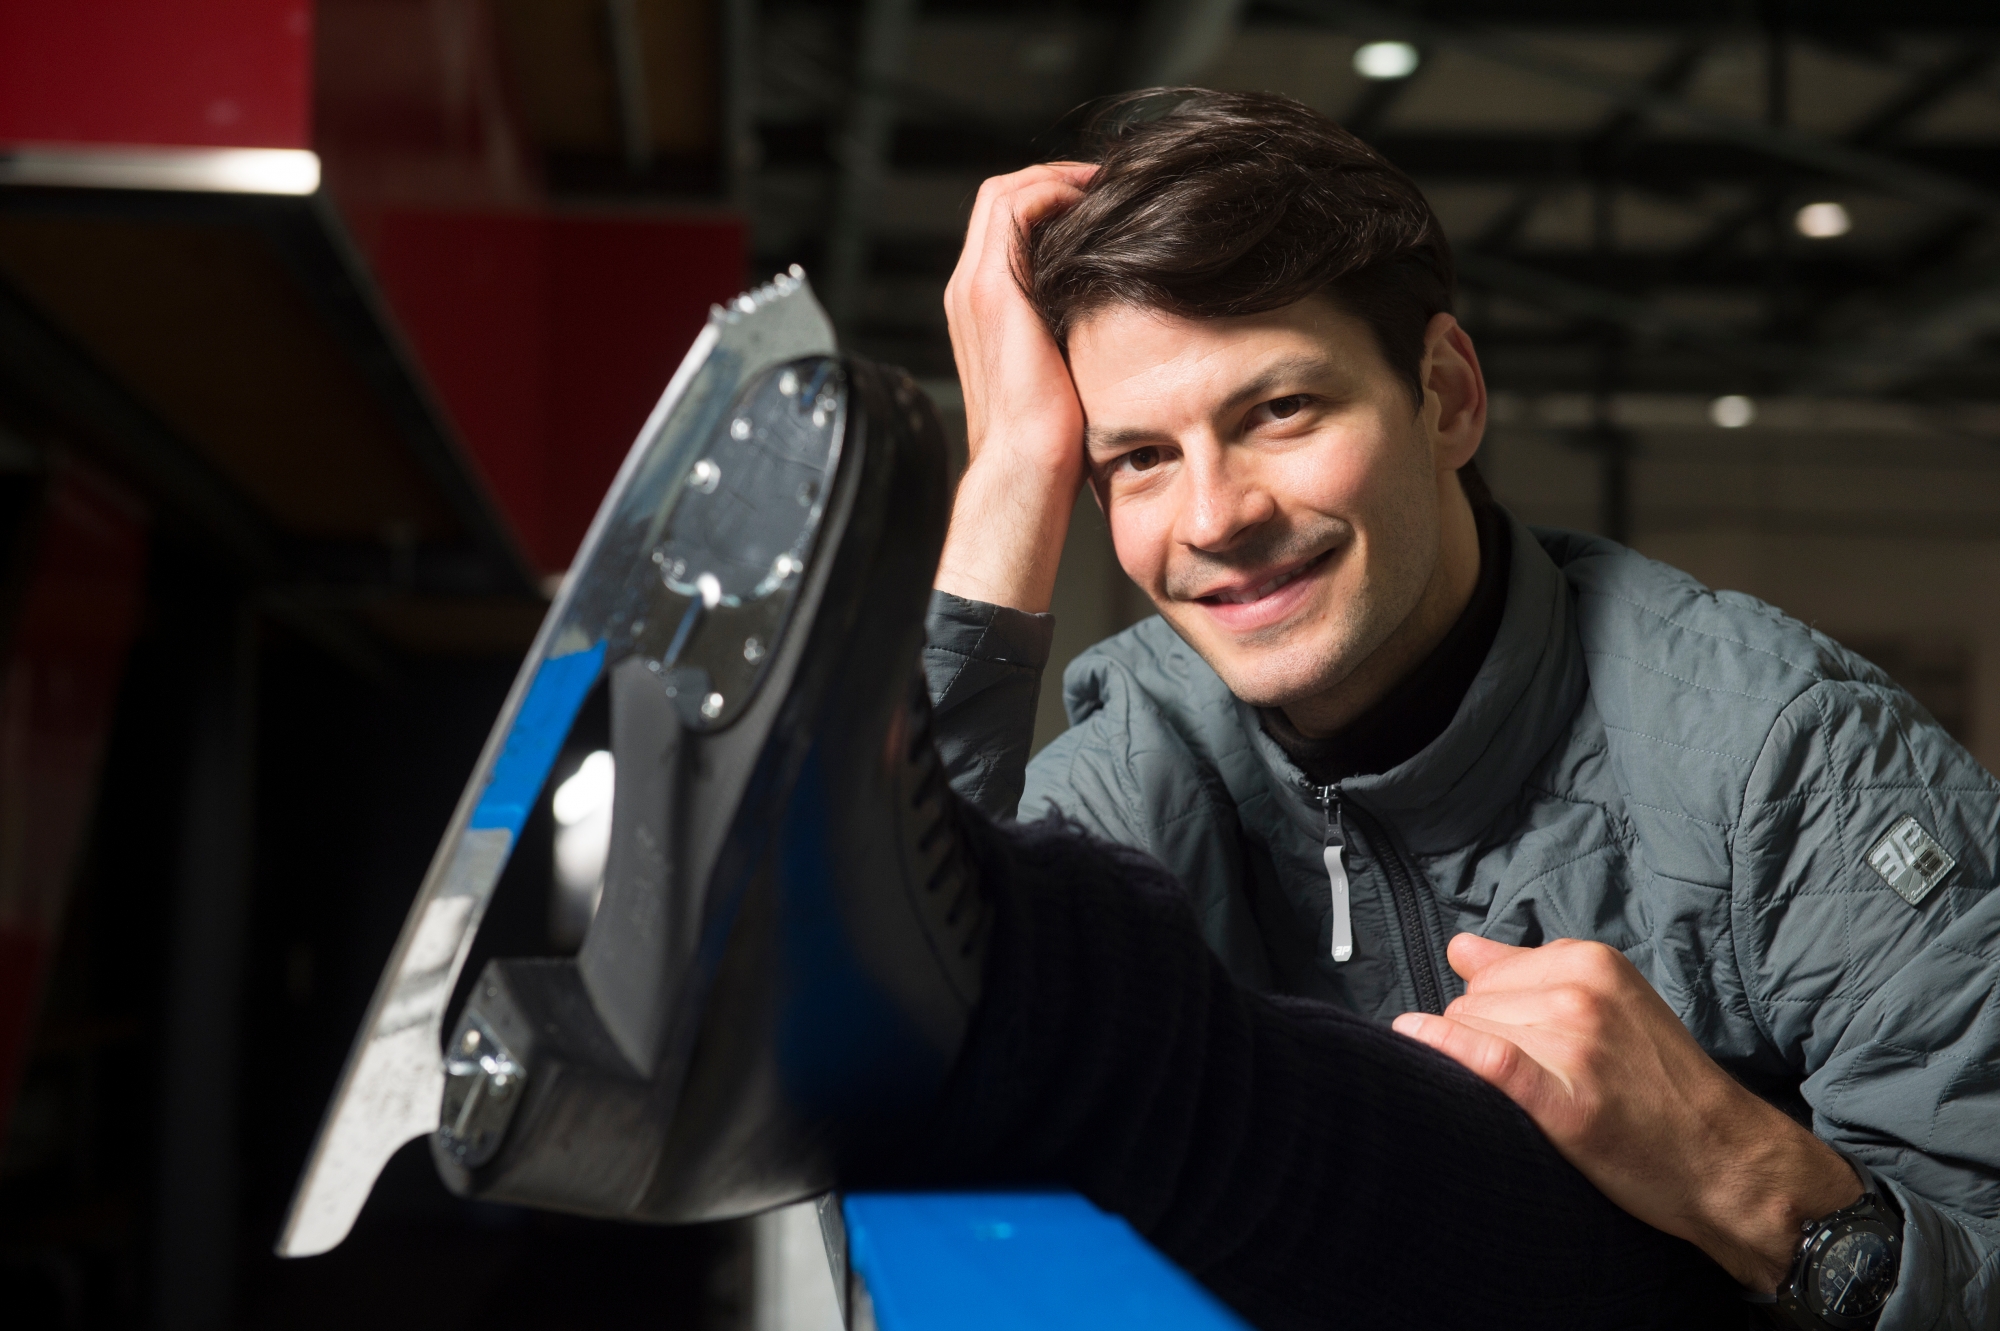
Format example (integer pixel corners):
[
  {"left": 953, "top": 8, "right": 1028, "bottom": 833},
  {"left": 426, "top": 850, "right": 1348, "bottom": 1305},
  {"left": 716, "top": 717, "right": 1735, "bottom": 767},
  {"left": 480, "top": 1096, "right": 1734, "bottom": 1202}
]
[{"left": 279, "top": 271, "right": 987, "bottom": 1252}]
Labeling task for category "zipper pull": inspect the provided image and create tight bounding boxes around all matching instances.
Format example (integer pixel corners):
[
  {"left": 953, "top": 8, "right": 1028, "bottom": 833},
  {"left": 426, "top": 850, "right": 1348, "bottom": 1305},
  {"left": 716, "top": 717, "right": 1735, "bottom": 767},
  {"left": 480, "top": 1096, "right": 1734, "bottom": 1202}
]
[{"left": 1319, "top": 785, "right": 1353, "bottom": 963}]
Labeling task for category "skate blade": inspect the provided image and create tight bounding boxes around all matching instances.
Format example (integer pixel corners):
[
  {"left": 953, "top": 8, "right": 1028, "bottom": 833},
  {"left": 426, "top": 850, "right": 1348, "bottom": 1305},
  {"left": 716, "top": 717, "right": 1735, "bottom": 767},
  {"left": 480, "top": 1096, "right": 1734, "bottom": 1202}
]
[{"left": 277, "top": 268, "right": 838, "bottom": 1258}]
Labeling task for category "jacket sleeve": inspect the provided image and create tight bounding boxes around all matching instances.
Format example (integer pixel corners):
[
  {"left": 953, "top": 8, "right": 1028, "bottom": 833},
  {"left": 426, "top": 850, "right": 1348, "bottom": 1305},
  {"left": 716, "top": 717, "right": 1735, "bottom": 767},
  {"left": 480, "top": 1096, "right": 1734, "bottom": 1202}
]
[
  {"left": 1732, "top": 679, "right": 2000, "bottom": 1330},
  {"left": 923, "top": 591, "right": 1054, "bottom": 820}
]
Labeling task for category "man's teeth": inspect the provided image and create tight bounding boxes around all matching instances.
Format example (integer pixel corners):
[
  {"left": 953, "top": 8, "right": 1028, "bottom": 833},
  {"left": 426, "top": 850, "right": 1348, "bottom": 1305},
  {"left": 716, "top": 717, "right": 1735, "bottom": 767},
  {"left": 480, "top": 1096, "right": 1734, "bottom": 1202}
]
[{"left": 1218, "top": 564, "right": 1307, "bottom": 605}]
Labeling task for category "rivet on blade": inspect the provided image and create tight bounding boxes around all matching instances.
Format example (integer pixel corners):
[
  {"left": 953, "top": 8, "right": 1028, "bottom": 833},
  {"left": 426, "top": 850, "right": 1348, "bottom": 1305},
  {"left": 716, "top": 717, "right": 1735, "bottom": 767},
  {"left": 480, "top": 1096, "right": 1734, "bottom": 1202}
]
[
  {"left": 691, "top": 459, "right": 721, "bottom": 493},
  {"left": 730, "top": 417, "right": 751, "bottom": 440}
]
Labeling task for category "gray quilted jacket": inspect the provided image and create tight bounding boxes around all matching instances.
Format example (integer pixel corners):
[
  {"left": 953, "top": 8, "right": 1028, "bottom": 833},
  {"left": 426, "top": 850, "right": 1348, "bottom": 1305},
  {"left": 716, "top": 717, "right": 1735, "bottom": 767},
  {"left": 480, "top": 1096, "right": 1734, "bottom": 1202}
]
[{"left": 923, "top": 512, "right": 2000, "bottom": 1329}]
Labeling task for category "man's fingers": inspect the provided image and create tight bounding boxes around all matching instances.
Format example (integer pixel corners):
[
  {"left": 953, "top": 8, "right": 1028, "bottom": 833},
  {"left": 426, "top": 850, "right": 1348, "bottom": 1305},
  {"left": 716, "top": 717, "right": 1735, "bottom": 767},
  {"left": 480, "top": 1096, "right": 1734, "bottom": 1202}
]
[
  {"left": 1392, "top": 1012, "right": 1566, "bottom": 1122},
  {"left": 959, "top": 165, "right": 1091, "bottom": 272},
  {"left": 951, "top": 178, "right": 1087, "bottom": 309},
  {"left": 1448, "top": 934, "right": 1641, "bottom": 998},
  {"left": 947, "top": 183, "right": 1092, "bottom": 345},
  {"left": 967, "top": 163, "right": 1089, "bottom": 236},
  {"left": 1040, "top": 160, "right": 1098, "bottom": 188},
  {"left": 1445, "top": 932, "right": 1526, "bottom": 982},
  {"left": 989, "top": 179, "right": 1090, "bottom": 262},
  {"left": 1445, "top": 983, "right": 1608, "bottom": 1035}
]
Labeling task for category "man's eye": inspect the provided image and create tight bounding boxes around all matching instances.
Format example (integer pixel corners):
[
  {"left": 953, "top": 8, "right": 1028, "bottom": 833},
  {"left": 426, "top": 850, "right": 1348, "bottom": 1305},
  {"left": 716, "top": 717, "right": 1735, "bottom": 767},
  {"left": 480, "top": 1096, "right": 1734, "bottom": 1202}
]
[
  {"left": 1124, "top": 446, "right": 1162, "bottom": 472},
  {"left": 1265, "top": 395, "right": 1307, "bottom": 420}
]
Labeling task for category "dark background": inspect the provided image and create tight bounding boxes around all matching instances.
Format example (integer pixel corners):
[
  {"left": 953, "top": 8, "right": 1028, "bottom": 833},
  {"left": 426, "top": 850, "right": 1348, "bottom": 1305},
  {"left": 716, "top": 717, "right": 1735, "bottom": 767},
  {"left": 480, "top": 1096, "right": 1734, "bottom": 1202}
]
[{"left": 3, "top": 2, "right": 2000, "bottom": 1328}]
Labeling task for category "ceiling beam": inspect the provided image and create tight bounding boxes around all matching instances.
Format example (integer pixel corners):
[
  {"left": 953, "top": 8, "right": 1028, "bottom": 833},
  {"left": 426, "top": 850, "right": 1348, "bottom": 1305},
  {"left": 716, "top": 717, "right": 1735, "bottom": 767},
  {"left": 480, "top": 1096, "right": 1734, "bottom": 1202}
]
[
  {"left": 1454, "top": 251, "right": 1799, "bottom": 376},
  {"left": 1808, "top": 249, "right": 2000, "bottom": 393},
  {"left": 1269, "top": 0, "right": 2000, "bottom": 218},
  {"left": 1847, "top": 47, "right": 1996, "bottom": 149},
  {"left": 1671, "top": 46, "right": 1999, "bottom": 274},
  {"left": 1472, "top": 36, "right": 1712, "bottom": 253}
]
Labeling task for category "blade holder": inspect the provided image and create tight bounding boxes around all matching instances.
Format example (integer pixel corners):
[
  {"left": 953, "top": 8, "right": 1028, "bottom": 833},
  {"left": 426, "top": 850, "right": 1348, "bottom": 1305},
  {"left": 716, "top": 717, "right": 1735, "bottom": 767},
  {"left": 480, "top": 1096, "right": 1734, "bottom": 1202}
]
[{"left": 437, "top": 1013, "right": 527, "bottom": 1170}]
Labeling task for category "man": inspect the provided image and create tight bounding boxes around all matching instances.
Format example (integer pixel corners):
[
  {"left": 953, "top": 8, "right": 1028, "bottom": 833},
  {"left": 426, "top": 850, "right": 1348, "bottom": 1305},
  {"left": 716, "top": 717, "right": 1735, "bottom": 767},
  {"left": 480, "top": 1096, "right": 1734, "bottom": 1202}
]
[
  {"left": 305, "top": 88, "right": 1990, "bottom": 1331},
  {"left": 919, "top": 90, "right": 1998, "bottom": 1328}
]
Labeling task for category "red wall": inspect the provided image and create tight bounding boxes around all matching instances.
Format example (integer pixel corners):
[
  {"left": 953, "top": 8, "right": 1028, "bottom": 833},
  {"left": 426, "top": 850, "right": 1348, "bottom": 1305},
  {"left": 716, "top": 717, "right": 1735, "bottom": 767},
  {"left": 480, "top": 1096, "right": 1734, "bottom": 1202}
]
[
  {"left": 542, "top": 216, "right": 746, "bottom": 567},
  {"left": 0, "top": 0, "right": 749, "bottom": 575},
  {"left": 0, "top": 1, "right": 312, "bottom": 149},
  {"left": 370, "top": 211, "right": 746, "bottom": 572}
]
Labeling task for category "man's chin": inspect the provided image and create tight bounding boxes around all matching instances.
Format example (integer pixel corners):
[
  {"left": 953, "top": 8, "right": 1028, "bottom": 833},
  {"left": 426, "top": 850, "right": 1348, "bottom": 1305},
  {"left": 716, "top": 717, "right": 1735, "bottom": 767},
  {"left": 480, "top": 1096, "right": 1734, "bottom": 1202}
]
[
  {"left": 1163, "top": 614, "right": 1353, "bottom": 712},
  {"left": 1215, "top": 669, "right": 1337, "bottom": 712}
]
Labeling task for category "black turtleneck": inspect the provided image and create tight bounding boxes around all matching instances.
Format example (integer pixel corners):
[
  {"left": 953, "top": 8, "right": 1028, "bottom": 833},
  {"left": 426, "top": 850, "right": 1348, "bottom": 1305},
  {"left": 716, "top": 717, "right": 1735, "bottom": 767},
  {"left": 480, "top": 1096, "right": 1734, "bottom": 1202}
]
[{"left": 1259, "top": 503, "right": 1509, "bottom": 784}]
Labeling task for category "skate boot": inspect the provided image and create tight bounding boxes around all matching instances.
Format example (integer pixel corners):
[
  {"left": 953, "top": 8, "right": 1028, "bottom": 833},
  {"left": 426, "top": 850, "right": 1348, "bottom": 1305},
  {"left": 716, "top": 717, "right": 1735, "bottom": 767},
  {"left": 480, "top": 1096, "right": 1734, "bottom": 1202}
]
[{"left": 279, "top": 270, "right": 986, "bottom": 1253}]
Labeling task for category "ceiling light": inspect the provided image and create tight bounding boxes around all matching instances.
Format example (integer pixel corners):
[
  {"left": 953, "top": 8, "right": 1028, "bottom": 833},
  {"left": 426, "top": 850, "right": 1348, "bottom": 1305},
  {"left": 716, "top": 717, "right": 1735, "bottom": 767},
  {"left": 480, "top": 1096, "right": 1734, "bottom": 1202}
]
[
  {"left": 1794, "top": 202, "right": 1851, "bottom": 239},
  {"left": 0, "top": 145, "right": 321, "bottom": 195},
  {"left": 1709, "top": 395, "right": 1757, "bottom": 429},
  {"left": 1354, "top": 41, "right": 1421, "bottom": 80}
]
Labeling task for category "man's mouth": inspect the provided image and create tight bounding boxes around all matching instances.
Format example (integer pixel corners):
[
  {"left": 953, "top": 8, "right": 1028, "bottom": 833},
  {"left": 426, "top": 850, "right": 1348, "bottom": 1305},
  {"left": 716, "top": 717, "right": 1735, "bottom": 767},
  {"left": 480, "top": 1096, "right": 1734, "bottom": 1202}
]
[{"left": 1199, "top": 549, "right": 1332, "bottom": 606}]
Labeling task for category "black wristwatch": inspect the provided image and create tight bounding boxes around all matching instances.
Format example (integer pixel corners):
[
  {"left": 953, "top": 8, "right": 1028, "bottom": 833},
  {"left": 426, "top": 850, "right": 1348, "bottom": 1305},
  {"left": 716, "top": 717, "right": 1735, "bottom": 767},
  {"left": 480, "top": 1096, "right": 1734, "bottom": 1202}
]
[{"left": 1761, "top": 1157, "right": 1903, "bottom": 1331}]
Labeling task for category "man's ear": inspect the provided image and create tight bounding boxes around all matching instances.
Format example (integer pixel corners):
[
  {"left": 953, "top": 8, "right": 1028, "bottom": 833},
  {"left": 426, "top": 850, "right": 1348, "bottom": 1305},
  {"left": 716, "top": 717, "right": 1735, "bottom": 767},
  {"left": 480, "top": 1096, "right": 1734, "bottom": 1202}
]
[{"left": 1419, "top": 313, "right": 1487, "bottom": 473}]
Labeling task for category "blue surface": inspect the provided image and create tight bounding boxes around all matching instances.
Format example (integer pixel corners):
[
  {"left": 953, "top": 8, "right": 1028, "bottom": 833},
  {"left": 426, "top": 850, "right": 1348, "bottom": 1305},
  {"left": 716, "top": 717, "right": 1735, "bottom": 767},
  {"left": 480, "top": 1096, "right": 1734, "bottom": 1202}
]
[
  {"left": 469, "top": 641, "right": 606, "bottom": 833},
  {"left": 843, "top": 1192, "right": 1249, "bottom": 1331}
]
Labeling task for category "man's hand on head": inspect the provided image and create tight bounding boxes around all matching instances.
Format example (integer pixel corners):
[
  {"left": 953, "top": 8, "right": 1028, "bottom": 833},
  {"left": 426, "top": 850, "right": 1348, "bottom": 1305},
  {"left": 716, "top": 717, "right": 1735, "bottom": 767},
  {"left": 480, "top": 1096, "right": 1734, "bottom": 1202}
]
[
  {"left": 936, "top": 163, "right": 1095, "bottom": 614},
  {"left": 1392, "top": 935, "right": 1863, "bottom": 1292}
]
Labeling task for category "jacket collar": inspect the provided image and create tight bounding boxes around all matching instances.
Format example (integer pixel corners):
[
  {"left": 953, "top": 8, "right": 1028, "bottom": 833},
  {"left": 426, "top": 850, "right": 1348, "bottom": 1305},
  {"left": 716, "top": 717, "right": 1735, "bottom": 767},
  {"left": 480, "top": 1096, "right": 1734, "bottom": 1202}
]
[{"left": 1242, "top": 509, "right": 1587, "bottom": 856}]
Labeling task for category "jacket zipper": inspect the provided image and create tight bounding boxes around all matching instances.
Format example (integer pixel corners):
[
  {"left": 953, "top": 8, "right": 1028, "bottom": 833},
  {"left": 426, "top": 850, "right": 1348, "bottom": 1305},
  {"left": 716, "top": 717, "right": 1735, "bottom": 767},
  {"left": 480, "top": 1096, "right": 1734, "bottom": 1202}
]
[
  {"left": 1315, "top": 784, "right": 1353, "bottom": 962},
  {"left": 1315, "top": 785, "right": 1446, "bottom": 1015}
]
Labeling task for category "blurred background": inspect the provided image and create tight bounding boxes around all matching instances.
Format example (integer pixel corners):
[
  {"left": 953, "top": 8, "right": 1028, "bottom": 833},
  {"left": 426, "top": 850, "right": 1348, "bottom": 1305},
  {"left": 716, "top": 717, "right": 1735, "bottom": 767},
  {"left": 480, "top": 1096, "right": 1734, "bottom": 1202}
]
[{"left": 1, "top": 1, "right": 1997, "bottom": 1327}]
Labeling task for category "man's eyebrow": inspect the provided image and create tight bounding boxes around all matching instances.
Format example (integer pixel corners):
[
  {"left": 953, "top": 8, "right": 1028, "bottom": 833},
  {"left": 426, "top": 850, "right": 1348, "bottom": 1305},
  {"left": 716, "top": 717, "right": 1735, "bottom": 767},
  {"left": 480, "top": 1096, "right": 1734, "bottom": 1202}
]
[
  {"left": 1084, "top": 423, "right": 1166, "bottom": 453},
  {"left": 1082, "top": 354, "right": 1337, "bottom": 454},
  {"left": 1222, "top": 354, "right": 1337, "bottom": 407}
]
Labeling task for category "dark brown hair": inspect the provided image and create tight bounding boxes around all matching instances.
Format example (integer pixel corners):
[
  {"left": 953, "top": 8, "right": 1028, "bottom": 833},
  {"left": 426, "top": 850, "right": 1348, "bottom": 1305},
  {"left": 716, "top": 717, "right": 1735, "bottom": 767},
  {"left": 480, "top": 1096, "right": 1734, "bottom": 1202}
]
[{"left": 1025, "top": 89, "right": 1456, "bottom": 416}]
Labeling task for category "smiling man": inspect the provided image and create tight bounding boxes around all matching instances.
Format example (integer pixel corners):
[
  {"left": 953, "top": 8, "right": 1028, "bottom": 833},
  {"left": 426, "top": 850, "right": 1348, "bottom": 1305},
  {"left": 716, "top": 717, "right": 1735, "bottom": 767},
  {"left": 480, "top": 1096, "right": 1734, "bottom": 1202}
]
[
  {"left": 1068, "top": 296, "right": 1481, "bottom": 736},
  {"left": 920, "top": 91, "right": 2000, "bottom": 1329}
]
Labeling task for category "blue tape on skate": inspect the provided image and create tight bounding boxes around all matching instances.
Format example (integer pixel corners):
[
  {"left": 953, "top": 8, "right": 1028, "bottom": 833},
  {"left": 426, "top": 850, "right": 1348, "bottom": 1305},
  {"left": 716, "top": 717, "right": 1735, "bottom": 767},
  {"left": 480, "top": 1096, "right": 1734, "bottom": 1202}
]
[
  {"left": 468, "top": 641, "right": 606, "bottom": 833},
  {"left": 843, "top": 1192, "right": 1248, "bottom": 1331}
]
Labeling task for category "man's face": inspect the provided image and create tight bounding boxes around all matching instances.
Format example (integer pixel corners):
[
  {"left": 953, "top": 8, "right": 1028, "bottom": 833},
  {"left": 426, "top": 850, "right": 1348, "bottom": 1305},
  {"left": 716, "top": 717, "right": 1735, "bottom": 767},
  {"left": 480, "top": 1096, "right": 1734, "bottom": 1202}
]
[{"left": 1068, "top": 296, "right": 1466, "bottom": 714}]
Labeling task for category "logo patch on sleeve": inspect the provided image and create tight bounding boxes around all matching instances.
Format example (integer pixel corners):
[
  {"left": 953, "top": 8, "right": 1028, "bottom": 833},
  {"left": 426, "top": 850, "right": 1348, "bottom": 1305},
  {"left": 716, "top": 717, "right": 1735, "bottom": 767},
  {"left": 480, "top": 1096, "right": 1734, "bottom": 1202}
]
[{"left": 1865, "top": 815, "right": 1955, "bottom": 906}]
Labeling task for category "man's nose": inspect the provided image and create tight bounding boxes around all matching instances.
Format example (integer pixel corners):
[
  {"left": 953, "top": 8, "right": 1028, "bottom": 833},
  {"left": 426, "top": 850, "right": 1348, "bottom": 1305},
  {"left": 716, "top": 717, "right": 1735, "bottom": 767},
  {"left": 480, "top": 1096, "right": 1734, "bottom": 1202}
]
[{"left": 1174, "top": 444, "right": 1275, "bottom": 552}]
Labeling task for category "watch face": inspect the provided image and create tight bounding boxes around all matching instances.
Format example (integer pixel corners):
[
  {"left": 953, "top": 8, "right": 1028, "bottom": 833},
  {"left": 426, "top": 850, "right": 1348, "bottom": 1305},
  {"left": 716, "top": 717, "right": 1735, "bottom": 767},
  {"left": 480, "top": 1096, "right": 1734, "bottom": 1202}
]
[{"left": 1810, "top": 1226, "right": 1898, "bottom": 1320}]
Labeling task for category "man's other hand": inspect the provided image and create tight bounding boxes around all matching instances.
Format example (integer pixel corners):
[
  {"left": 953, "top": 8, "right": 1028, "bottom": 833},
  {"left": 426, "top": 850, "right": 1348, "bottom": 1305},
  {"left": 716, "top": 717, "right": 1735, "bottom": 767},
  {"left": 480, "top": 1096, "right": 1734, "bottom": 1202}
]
[
  {"left": 1392, "top": 935, "right": 1863, "bottom": 1291},
  {"left": 936, "top": 163, "right": 1095, "bottom": 613}
]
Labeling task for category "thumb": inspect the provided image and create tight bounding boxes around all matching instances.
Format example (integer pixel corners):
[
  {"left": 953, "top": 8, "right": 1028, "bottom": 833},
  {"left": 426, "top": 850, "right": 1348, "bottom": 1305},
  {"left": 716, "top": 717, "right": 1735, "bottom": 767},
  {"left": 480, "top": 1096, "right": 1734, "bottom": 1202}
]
[{"left": 1445, "top": 931, "right": 1524, "bottom": 982}]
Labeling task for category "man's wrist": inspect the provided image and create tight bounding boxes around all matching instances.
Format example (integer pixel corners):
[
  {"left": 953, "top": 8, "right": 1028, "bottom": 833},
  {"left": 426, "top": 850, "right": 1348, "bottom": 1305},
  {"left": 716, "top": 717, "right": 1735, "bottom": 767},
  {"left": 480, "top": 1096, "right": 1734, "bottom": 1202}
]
[
  {"left": 934, "top": 455, "right": 1082, "bottom": 614},
  {"left": 1694, "top": 1094, "right": 1866, "bottom": 1291}
]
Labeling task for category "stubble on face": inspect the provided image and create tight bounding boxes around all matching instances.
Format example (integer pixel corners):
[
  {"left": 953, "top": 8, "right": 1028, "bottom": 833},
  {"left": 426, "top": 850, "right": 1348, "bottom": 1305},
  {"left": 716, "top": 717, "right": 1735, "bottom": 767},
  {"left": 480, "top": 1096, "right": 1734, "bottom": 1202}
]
[{"left": 1157, "top": 441, "right": 1440, "bottom": 713}]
